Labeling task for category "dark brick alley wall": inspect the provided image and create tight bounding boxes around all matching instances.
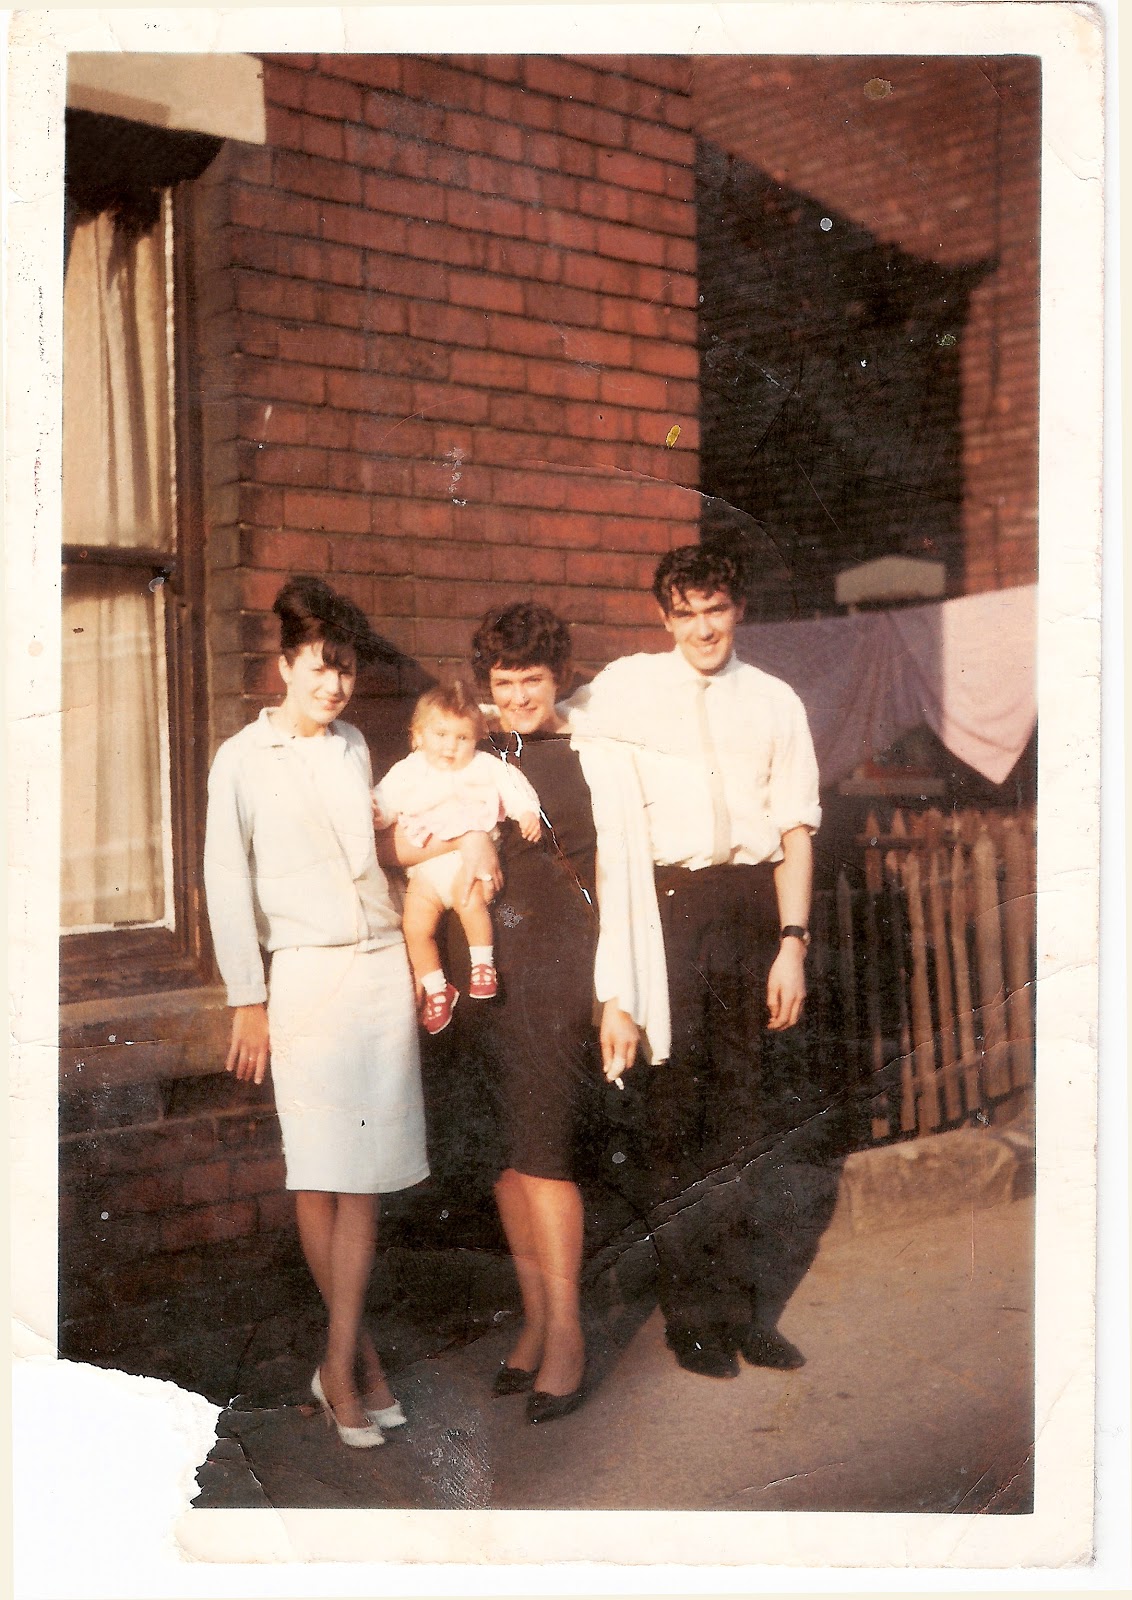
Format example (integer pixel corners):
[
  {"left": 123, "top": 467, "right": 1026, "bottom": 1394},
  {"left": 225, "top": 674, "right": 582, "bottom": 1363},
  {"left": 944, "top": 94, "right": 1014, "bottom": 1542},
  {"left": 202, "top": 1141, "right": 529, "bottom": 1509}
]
[{"left": 693, "top": 55, "right": 1040, "bottom": 608}]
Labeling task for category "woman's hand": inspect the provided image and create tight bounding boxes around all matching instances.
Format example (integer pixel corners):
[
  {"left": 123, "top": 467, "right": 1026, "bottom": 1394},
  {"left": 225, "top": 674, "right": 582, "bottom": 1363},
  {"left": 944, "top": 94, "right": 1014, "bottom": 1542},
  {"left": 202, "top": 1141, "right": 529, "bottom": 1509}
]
[
  {"left": 454, "top": 830, "right": 503, "bottom": 906},
  {"left": 226, "top": 1003, "right": 270, "bottom": 1084},
  {"left": 600, "top": 1002, "right": 640, "bottom": 1083}
]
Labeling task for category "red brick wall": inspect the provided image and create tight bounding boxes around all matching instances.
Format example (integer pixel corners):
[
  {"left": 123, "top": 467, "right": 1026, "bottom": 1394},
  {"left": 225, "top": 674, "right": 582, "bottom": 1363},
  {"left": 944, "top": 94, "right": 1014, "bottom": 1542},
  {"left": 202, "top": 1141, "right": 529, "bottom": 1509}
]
[
  {"left": 58, "top": 1070, "right": 292, "bottom": 1376},
  {"left": 195, "top": 53, "right": 700, "bottom": 748},
  {"left": 693, "top": 55, "right": 1040, "bottom": 596}
]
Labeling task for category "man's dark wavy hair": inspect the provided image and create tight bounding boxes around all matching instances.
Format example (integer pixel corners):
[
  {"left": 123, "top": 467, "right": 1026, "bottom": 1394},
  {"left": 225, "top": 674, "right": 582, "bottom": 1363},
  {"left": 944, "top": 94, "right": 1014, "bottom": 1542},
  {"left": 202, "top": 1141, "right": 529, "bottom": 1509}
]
[
  {"left": 470, "top": 601, "right": 573, "bottom": 691},
  {"left": 273, "top": 575, "right": 384, "bottom": 670},
  {"left": 652, "top": 545, "right": 745, "bottom": 614}
]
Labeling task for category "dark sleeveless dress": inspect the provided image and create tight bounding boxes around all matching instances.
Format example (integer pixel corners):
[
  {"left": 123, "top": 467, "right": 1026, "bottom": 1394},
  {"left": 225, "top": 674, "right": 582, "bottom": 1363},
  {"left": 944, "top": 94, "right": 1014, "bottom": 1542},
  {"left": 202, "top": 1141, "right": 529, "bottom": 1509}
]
[{"left": 430, "top": 732, "right": 602, "bottom": 1185}]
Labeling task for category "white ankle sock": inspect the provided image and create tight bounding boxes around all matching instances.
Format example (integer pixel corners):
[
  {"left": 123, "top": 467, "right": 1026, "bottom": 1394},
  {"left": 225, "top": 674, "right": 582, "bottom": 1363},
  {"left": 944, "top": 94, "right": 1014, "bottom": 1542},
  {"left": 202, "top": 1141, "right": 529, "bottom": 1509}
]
[
  {"left": 469, "top": 946, "right": 493, "bottom": 967},
  {"left": 420, "top": 970, "right": 447, "bottom": 995}
]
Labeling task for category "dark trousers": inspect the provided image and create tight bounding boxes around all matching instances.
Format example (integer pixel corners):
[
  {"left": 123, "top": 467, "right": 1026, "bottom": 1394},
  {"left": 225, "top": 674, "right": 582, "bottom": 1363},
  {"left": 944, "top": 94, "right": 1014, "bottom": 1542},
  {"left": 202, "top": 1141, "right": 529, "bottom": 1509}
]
[{"left": 629, "top": 862, "right": 779, "bottom": 1333}]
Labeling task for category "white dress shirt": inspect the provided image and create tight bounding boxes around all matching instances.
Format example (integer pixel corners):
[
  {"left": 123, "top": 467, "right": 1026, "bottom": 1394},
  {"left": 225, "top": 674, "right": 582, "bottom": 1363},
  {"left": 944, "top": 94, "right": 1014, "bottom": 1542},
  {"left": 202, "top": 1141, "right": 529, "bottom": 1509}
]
[
  {"left": 204, "top": 709, "right": 403, "bottom": 1007},
  {"left": 566, "top": 649, "right": 822, "bottom": 870}
]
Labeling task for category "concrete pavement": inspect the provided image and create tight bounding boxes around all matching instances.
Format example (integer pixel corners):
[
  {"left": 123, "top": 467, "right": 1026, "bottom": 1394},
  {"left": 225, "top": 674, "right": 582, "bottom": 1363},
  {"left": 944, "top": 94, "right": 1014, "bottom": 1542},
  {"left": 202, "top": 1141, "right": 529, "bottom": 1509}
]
[{"left": 193, "top": 1127, "right": 1034, "bottom": 1514}]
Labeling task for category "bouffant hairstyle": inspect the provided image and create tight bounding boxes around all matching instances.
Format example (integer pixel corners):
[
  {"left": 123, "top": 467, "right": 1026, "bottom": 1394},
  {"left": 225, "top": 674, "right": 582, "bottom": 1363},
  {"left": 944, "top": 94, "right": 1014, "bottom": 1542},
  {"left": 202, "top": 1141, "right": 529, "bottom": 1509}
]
[
  {"left": 652, "top": 545, "right": 745, "bottom": 614},
  {"left": 470, "top": 602, "right": 573, "bottom": 691},
  {"left": 273, "top": 575, "right": 384, "bottom": 671},
  {"left": 409, "top": 678, "right": 486, "bottom": 746}
]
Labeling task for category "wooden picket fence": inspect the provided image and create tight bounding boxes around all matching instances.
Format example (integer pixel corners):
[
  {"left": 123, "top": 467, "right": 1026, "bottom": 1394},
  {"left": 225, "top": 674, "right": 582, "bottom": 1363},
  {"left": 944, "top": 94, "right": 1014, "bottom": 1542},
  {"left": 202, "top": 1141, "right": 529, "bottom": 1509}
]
[{"left": 806, "top": 806, "right": 1036, "bottom": 1146}]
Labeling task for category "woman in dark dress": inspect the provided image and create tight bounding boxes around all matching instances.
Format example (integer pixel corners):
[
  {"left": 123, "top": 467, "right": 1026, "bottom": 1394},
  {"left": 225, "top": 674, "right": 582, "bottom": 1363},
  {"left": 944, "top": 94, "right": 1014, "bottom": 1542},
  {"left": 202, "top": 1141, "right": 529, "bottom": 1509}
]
[{"left": 462, "top": 602, "right": 665, "bottom": 1423}]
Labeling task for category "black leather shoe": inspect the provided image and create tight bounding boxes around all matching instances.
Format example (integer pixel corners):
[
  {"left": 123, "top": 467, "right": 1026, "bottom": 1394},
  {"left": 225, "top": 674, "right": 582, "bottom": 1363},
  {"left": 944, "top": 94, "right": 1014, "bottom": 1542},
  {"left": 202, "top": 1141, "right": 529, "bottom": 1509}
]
[
  {"left": 526, "top": 1377, "right": 588, "bottom": 1425},
  {"left": 734, "top": 1325, "right": 806, "bottom": 1371},
  {"left": 665, "top": 1325, "right": 739, "bottom": 1379},
  {"left": 492, "top": 1363, "right": 538, "bottom": 1397}
]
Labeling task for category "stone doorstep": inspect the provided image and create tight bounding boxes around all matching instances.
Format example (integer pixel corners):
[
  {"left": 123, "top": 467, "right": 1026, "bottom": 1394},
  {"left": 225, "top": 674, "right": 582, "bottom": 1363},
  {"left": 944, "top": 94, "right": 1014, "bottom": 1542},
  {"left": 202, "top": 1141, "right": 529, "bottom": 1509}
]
[
  {"left": 826, "top": 1123, "right": 1036, "bottom": 1237},
  {"left": 59, "top": 987, "right": 230, "bottom": 1090}
]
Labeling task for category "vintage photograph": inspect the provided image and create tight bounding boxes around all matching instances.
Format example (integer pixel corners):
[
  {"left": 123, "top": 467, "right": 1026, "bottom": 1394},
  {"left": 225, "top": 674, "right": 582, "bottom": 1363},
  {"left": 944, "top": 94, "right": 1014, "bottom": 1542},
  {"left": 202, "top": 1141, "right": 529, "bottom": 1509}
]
[{"left": 8, "top": 1, "right": 1107, "bottom": 1583}]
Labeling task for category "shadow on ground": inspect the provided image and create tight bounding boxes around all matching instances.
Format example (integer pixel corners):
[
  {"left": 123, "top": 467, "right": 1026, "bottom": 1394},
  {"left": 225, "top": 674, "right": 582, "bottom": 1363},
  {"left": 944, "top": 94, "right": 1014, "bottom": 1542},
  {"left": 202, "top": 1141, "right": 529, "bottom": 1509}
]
[{"left": 191, "top": 1189, "right": 1034, "bottom": 1515}]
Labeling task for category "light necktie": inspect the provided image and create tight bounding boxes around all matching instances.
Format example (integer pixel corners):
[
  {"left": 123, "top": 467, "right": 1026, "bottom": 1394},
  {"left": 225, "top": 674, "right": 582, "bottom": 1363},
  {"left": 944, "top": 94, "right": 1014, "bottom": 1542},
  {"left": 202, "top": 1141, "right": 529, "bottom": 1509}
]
[{"left": 694, "top": 676, "right": 732, "bottom": 865}]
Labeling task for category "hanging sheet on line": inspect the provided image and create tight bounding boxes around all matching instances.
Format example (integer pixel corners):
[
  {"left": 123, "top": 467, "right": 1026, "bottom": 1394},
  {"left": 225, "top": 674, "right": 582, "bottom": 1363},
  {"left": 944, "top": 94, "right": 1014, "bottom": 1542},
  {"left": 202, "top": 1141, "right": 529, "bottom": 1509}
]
[{"left": 734, "top": 584, "right": 1037, "bottom": 787}]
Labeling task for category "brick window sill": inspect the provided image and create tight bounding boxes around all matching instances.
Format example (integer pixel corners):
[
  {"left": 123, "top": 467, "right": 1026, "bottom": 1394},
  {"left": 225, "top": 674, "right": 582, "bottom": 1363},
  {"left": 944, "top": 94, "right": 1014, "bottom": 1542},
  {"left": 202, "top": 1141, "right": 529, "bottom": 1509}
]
[{"left": 60, "top": 985, "right": 231, "bottom": 1092}]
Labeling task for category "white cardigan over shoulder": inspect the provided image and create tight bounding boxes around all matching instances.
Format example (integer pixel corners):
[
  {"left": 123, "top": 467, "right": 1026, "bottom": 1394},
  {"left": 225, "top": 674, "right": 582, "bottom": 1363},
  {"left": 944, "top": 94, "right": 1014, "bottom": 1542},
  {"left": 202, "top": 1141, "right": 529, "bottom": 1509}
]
[{"left": 571, "top": 731, "right": 671, "bottom": 1066}]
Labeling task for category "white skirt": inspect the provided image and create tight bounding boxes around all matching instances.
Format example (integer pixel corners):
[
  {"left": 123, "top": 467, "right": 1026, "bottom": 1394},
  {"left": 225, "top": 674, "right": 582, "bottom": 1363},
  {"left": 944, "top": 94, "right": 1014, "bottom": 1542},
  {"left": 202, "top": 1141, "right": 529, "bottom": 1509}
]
[{"left": 267, "top": 941, "right": 429, "bottom": 1194}]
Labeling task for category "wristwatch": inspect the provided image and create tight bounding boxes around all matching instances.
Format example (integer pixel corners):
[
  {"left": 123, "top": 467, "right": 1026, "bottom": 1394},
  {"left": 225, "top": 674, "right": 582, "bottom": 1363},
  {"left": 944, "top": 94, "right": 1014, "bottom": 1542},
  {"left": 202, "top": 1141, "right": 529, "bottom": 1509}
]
[{"left": 780, "top": 925, "right": 810, "bottom": 948}]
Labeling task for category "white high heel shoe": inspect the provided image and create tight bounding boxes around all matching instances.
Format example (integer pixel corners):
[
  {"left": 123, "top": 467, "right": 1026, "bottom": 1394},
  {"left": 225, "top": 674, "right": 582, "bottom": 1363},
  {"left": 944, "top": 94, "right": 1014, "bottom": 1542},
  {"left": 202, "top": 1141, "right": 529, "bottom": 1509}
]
[
  {"left": 363, "top": 1391, "right": 407, "bottom": 1429},
  {"left": 311, "top": 1368, "right": 385, "bottom": 1449}
]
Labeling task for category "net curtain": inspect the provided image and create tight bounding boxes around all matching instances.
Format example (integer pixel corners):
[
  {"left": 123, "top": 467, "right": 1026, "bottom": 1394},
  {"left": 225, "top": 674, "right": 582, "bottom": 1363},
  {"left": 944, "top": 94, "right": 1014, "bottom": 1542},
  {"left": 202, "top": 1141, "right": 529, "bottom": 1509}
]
[{"left": 61, "top": 206, "right": 172, "bottom": 931}]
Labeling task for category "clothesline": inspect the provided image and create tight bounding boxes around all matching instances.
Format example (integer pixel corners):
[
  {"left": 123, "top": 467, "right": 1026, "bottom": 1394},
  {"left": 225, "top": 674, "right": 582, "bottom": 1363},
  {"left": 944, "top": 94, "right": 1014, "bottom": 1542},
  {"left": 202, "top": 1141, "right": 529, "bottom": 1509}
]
[{"left": 735, "top": 585, "right": 1037, "bottom": 787}]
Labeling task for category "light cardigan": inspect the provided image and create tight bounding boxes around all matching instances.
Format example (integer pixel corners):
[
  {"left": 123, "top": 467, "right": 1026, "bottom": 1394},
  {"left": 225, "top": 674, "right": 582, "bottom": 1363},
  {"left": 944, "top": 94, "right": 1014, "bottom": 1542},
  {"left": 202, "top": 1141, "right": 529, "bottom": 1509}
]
[
  {"left": 568, "top": 729, "right": 672, "bottom": 1066},
  {"left": 204, "top": 710, "right": 403, "bottom": 1008}
]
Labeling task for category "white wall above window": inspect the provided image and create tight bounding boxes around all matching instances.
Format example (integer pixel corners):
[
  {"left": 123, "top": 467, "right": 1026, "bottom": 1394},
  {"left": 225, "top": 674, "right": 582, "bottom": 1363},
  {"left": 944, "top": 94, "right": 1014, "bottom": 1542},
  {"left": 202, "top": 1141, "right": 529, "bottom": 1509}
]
[{"left": 67, "top": 52, "right": 266, "bottom": 144}]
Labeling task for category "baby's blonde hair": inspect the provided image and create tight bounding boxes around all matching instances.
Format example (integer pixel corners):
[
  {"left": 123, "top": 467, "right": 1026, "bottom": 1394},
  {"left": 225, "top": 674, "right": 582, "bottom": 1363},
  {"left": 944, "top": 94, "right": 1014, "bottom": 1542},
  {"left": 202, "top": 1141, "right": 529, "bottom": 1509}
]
[{"left": 409, "top": 678, "right": 486, "bottom": 747}]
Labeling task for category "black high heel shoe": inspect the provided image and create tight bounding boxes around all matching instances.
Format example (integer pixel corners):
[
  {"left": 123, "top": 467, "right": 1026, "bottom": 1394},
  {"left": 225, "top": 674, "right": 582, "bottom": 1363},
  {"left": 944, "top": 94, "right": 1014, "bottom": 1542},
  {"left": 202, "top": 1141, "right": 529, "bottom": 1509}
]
[
  {"left": 526, "top": 1371, "right": 588, "bottom": 1425},
  {"left": 492, "top": 1362, "right": 538, "bottom": 1397}
]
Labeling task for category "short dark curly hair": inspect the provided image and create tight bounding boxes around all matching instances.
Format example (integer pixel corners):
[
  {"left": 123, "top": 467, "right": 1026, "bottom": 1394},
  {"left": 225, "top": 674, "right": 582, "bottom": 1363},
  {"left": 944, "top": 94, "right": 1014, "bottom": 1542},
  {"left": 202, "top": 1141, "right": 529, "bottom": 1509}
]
[
  {"left": 273, "top": 575, "right": 384, "bottom": 670},
  {"left": 470, "top": 602, "right": 573, "bottom": 690},
  {"left": 652, "top": 545, "right": 745, "bottom": 614}
]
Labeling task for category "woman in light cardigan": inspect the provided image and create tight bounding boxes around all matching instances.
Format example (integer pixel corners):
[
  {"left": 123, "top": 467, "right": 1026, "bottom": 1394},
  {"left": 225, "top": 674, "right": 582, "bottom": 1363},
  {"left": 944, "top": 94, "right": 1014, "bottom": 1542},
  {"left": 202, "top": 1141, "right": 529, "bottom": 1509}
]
[{"left": 204, "top": 576, "right": 431, "bottom": 1449}]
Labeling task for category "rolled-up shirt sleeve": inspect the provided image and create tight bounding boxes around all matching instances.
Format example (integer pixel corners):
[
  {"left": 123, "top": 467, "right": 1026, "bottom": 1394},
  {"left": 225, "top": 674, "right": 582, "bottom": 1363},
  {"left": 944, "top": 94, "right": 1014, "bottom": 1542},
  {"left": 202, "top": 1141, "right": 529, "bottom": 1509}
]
[
  {"left": 203, "top": 742, "right": 268, "bottom": 1008},
  {"left": 768, "top": 687, "right": 823, "bottom": 839}
]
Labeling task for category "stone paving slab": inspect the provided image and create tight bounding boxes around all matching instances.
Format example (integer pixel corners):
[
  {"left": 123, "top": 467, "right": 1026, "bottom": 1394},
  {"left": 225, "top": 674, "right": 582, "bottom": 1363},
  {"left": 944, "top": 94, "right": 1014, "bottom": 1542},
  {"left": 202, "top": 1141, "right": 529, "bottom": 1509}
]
[
  {"left": 827, "top": 1123, "right": 1035, "bottom": 1236},
  {"left": 192, "top": 1192, "right": 1033, "bottom": 1515}
]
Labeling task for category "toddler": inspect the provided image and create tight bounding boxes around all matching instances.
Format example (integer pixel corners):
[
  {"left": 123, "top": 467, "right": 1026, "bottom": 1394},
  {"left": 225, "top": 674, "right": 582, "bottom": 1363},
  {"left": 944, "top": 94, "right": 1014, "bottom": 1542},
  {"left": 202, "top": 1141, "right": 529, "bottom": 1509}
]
[{"left": 373, "top": 680, "right": 542, "bottom": 1034}]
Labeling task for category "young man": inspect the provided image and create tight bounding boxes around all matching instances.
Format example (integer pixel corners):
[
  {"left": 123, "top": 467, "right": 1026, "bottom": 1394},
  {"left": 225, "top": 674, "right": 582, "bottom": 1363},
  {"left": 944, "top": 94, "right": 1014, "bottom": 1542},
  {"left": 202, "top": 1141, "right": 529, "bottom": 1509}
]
[{"left": 568, "top": 545, "right": 821, "bottom": 1379}]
